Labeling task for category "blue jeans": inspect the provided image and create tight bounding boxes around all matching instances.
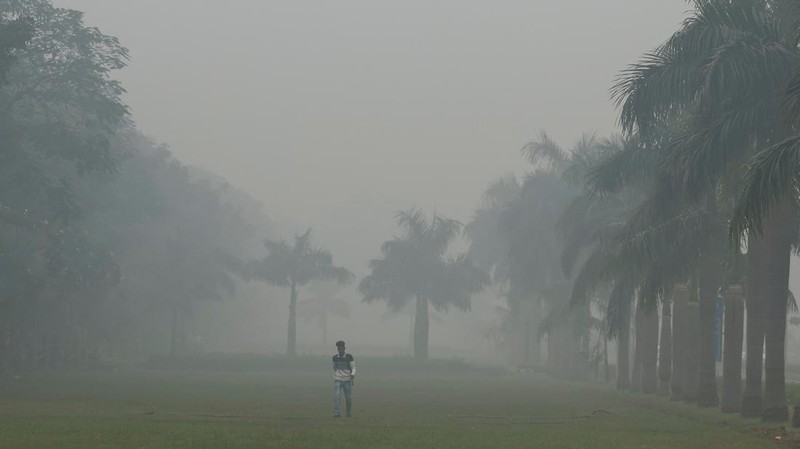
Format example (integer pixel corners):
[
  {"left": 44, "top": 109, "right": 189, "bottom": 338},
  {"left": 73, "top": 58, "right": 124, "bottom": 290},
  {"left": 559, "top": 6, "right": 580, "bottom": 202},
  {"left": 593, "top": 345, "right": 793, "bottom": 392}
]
[{"left": 334, "top": 380, "right": 352, "bottom": 417}]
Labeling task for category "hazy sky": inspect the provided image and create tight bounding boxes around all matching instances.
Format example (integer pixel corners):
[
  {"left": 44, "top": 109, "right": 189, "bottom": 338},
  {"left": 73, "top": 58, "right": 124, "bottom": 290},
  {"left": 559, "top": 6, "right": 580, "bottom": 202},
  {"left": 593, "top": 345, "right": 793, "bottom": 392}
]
[{"left": 57, "top": 0, "right": 688, "bottom": 272}]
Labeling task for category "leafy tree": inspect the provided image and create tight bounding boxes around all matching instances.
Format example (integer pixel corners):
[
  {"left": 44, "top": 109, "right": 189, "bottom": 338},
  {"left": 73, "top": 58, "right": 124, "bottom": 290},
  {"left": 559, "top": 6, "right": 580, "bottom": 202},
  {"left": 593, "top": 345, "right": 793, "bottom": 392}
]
[
  {"left": 360, "top": 209, "right": 488, "bottom": 360},
  {"left": 0, "top": 1, "right": 275, "bottom": 369},
  {"left": 106, "top": 142, "right": 247, "bottom": 356},
  {"left": 249, "top": 230, "right": 352, "bottom": 356},
  {"left": 0, "top": 16, "right": 32, "bottom": 82},
  {"left": 0, "top": 0, "right": 129, "bottom": 369}
]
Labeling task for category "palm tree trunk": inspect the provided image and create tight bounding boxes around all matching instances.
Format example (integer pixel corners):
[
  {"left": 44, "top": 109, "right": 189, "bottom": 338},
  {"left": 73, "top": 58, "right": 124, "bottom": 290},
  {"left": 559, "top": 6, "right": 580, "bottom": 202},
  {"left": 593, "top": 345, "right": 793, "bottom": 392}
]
[
  {"left": 0, "top": 327, "right": 6, "bottom": 374},
  {"left": 524, "top": 300, "right": 542, "bottom": 364},
  {"left": 697, "top": 252, "right": 721, "bottom": 407},
  {"left": 671, "top": 283, "right": 689, "bottom": 400},
  {"left": 531, "top": 300, "right": 542, "bottom": 363},
  {"left": 683, "top": 300, "right": 700, "bottom": 403},
  {"left": 760, "top": 198, "right": 794, "bottom": 422},
  {"left": 641, "top": 304, "right": 659, "bottom": 394},
  {"left": 721, "top": 284, "right": 744, "bottom": 413},
  {"left": 523, "top": 303, "right": 533, "bottom": 364},
  {"left": 409, "top": 315, "right": 414, "bottom": 354},
  {"left": 604, "top": 337, "right": 610, "bottom": 383},
  {"left": 658, "top": 296, "right": 672, "bottom": 396},
  {"left": 630, "top": 302, "right": 644, "bottom": 392},
  {"left": 742, "top": 231, "right": 765, "bottom": 417},
  {"left": 170, "top": 303, "right": 180, "bottom": 357},
  {"left": 320, "top": 313, "right": 328, "bottom": 347},
  {"left": 579, "top": 305, "right": 591, "bottom": 381},
  {"left": 413, "top": 295, "right": 429, "bottom": 360},
  {"left": 616, "top": 295, "right": 631, "bottom": 390},
  {"left": 287, "top": 282, "right": 297, "bottom": 356},
  {"left": 548, "top": 325, "right": 575, "bottom": 378}
]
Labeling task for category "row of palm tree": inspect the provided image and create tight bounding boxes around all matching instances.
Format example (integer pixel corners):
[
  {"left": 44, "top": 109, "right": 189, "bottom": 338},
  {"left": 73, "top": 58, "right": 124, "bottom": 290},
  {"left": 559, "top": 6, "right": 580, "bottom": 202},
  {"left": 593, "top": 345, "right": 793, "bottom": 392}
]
[
  {"left": 359, "top": 210, "right": 489, "bottom": 360},
  {"left": 193, "top": 5, "right": 800, "bottom": 419},
  {"left": 613, "top": 0, "right": 800, "bottom": 422},
  {"left": 248, "top": 211, "right": 489, "bottom": 360},
  {"left": 462, "top": 0, "right": 800, "bottom": 423}
]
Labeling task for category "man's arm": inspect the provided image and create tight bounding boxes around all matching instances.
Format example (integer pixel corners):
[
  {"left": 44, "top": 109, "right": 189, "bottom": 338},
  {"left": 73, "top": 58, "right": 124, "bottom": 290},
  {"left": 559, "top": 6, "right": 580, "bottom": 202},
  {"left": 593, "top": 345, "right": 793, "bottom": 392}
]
[{"left": 349, "top": 356, "right": 356, "bottom": 378}]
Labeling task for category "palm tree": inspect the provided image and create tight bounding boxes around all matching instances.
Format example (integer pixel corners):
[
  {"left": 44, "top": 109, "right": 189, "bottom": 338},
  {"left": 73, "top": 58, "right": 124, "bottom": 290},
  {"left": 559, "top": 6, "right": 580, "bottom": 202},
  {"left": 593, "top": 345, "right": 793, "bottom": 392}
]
[
  {"left": 515, "top": 132, "right": 681, "bottom": 388},
  {"left": 360, "top": 209, "right": 488, "bottom": 360},
  {"left": 466, "top": 173, "right": 569, "bottom": 366},
  {"left": 548, "top": 133, "right": 681, "bottom": 393},
  {"left": 249, "top": 229, "right": 352, "bottom": 356},
  {"left": 515, "top": 133, "right": 605, "bottom": 377},
  {"left": 466, "top": 176, "right": 537, "bottom": 364},
  {"left": 612, "top": 0, "right": 800, "bottom": 420},
  {"left": 465, "top": 175, "right": 521, "bottom": 287},
  {"left": 565, "top": 125, "right": 745, "bottom": 404}
]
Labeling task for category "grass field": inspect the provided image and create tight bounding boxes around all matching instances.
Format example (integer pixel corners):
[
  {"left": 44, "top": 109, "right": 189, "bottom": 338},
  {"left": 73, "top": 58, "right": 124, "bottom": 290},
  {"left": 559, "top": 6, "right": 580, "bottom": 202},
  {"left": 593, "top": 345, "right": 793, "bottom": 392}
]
[{"left": 0, "top": 356, "right": 791, "bottom": 448}]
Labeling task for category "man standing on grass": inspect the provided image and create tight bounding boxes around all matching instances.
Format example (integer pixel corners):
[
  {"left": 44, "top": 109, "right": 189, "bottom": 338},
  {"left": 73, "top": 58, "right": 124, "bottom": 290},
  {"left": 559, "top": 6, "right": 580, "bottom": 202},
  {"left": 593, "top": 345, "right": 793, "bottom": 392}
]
[{"left": 333, "top": 340, "right": 355, "bottom": 418}]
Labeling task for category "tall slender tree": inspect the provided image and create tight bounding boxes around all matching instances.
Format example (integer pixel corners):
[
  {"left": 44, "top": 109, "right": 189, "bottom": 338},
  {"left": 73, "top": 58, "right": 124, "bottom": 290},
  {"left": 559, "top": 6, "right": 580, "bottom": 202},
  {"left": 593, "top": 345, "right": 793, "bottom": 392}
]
[
  {"left": 360, "top": 209, "right": 488, "bottom": 360},
  {"left": 250, "top": 230, "right": 352, "bottom": 356}
]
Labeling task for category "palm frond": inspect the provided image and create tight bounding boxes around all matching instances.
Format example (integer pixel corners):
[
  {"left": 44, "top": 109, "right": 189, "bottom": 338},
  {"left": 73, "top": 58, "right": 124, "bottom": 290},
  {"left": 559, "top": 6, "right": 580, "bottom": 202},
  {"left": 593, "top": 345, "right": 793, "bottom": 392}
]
[
  {"left": 613, "top": 47, "right": 700, "bottom": 136},
  {"left": 620, "top": 207, "right": 716, "bottom": 274},
  {"left": 568, "top": 247, "right": 617, "bottom": 308},
  {"left": 429, "top": 255, "right": 489, "bottom": 313},
  {"left": 688, "top": 0, "right": 778, "bottom": 43},
  {"left": 480, "top": 174, "right": 520, "bottom": 208},
  {"left": 584, "top": 135, "right": 661, "bottom": 197},
  {"left": 730, "top": 135, "right": 800, "bottom": 237},
  {"left": 557, "top": 195, "right": 595, "bottom": 276},
  {"left": 699, "top": 36, "right": 798, "bottom": 117},
  {"left": 364, "top": 210, "right": 481, "bottom": 313},
  {"left": 252, "top": 230, "right": 350, "bottom": 288},
  {"left": 521, "top": 131, "right": 570, "bottom": 170},
  {"left": 395, "top": 208, "right": 429, "bottom": 240},
  {"left": 560, "top": 133, "right": 601, "bottom": 185},
  {"left": 431, "top": 216, "right": 462, "bottom": 252},
  {"left": 773, "top": 0, "right": 800, "bottom": 45},
  {"left": 293, "top": 228, "right": 313, "bottom": 252},
  {"left": 784, "top": 69, "right": 800, "bottom": 121},
  {"left": 659, "top": 99, "right": 775, "bottom": 199},
  {"left": 614, "top": 0, "right": 786, "bottom": 140}
]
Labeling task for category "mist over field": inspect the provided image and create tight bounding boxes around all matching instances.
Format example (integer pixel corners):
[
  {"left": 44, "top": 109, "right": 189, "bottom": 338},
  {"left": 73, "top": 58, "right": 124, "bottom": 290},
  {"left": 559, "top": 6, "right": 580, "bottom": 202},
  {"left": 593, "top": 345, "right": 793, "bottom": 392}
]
[
  {"left": 5, "top": 1, "right": 800, "bottom": 447},
  {"left": 44, "top": 0, "right": 695, "bottom": 359}
]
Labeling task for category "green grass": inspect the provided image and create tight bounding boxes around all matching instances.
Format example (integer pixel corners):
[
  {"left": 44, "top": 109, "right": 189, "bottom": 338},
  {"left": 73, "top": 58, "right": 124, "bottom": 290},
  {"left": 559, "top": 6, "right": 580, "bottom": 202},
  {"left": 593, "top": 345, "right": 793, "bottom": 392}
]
[{"left": 0, "top": 356, "right": 788, "bottom": 448}]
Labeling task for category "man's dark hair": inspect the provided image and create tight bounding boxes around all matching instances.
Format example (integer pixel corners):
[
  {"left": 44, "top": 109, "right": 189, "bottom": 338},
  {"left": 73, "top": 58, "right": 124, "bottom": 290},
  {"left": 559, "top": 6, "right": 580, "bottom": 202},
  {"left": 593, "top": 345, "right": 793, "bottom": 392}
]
[{"left": 335, "top": 340, "right": 345, "bottom": 347}]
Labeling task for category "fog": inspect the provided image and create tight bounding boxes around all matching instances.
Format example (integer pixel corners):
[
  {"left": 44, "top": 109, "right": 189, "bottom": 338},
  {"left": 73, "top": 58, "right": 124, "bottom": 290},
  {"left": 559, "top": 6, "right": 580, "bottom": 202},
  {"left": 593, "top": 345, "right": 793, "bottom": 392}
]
[
  {"left": 59, "top": 0, "right": 686, "bottom": 269},
  {"left": 12, "top": 1, "right": 800, "bottom": 445},
  {"left": 48, "top": 0, "right": 690, "bottom": 358}
]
